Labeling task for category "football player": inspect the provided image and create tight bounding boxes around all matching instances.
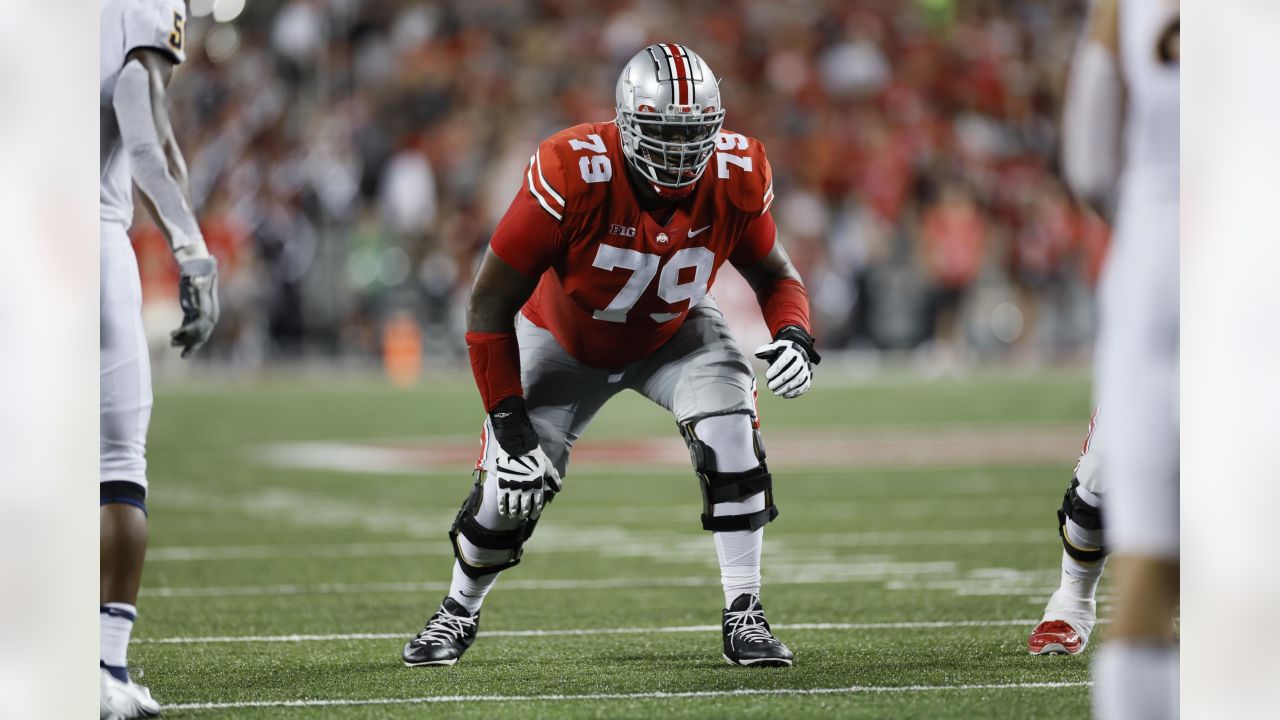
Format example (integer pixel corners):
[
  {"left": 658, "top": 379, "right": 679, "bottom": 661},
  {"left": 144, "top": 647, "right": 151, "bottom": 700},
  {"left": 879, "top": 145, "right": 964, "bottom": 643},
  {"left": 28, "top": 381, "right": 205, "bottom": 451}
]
[
  {"left": 1060, "top": 1, "right": 1179, "bottom": 717},
  {"left": 100, "top": 0, "right": 220, "bottom": 717},
  {"left": 401, "top": 44, "right": 816, "bottom": 668},
  {"left": 1028, "top": 407, "right": 1107, "bottom": 656}
]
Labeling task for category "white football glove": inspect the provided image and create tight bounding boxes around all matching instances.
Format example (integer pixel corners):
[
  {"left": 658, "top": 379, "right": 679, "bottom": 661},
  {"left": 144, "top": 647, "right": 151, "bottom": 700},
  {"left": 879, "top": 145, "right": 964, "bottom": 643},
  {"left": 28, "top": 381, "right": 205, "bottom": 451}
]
[
  {"left": 493, "top": 445, "right": 562, "bottom": 520},
  {"left": 487, "top": 397, "right": 562, "bottom": 520},
  {"left": 754, "top": 326, "right": 821, "bottom": 399}
]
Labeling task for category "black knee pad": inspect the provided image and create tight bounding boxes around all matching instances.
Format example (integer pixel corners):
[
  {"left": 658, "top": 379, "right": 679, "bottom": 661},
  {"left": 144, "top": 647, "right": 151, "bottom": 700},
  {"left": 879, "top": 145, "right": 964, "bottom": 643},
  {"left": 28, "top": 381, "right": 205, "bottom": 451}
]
[
  {"left": 679, "top": 416, "right": 778, "bottom": 533},
  {"left": 448, "top": 473, "right": 539, "bottom": 579},
  {"left": 1058, "top": 478, "right": 1106, "bottom": 562},
  {"left": 100, "top": 481, "right": 147, "bottom": 515}
]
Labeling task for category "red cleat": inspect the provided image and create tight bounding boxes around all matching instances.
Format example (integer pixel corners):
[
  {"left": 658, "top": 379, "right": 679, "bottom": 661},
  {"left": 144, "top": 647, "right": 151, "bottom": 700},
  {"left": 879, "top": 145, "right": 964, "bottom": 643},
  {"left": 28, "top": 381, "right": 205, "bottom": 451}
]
[{"left": 1028, "top": 620, "right": 1084, "bottom": 655}]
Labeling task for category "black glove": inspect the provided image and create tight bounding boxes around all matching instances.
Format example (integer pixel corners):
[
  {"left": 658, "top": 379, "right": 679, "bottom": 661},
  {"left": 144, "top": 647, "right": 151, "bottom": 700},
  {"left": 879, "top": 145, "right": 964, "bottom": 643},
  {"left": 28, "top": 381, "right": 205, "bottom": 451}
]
[{"left": 489, "top": 396, "right": 540, "bottom": 456}]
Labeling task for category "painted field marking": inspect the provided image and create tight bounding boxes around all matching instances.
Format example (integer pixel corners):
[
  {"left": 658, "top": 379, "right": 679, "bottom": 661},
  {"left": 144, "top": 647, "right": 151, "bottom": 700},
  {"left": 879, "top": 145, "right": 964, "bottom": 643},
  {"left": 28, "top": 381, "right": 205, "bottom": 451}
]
[
  {"left": 136, "top": 618, "right": 1039, "bottom": 645},
  {"left": 139, "top": 564, "right": 961, "bottom": 598},
  {"left": 254, "top": 422, "right": 1083, "bottom": 476},
  {"left": 146, "top": 529, "right": 1051, "bottom": 563},
  {"left": 165, "top": 681, "right": 1092, "bottom": 711}
]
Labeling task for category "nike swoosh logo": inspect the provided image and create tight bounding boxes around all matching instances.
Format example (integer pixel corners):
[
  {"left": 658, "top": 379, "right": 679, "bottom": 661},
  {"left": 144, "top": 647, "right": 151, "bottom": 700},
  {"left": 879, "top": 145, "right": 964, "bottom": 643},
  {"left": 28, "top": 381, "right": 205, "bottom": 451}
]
[{"left": 688, "top": 225, "right": 711, "bottom": 238}]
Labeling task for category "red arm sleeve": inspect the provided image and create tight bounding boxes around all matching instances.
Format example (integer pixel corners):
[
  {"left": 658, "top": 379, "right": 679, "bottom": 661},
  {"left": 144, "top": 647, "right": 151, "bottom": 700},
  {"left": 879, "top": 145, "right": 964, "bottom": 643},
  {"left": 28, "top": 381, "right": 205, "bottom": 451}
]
[
  {"left": 466, "top": 331, "right": 524, "bottom": 412},
  {"left": 756, "top": 278, "right": 811, "bottom": 337},
  {"left": 732, "top": 213, "right": 812, "bottom": 336}
]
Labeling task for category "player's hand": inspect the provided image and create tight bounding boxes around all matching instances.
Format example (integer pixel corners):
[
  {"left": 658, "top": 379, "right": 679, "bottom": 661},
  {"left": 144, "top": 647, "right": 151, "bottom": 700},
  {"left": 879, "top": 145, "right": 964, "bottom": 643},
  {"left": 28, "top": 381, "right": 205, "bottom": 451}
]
[
  {"left": 493, "top": 445, "right": 562, "bottom": 520},
  {"left": 754, "top": 325, "right": 821, "bottom": 399},
  {"left": 488, "top": 396, "right": 562, "bottom": 519},
  {"left": 170, "top": 257, "right": 220, "bottom": 358}
]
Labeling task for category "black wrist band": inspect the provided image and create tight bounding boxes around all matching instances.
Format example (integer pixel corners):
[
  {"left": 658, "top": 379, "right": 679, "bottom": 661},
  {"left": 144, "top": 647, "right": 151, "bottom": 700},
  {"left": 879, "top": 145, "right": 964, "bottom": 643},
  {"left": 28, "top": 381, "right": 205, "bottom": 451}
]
[
  {"left": 489, "top": 396, "right": 540, "bottom": 455},
  {"left": 775, "top": 325, "right": 821, "bottom": 365}
]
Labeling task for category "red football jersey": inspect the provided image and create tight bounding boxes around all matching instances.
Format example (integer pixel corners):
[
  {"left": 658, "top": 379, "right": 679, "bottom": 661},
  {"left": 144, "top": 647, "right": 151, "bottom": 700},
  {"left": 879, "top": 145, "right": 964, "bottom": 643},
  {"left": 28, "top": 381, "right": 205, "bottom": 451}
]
[{"left": 490, "top": 121, "right": 777, "bottom": 369}]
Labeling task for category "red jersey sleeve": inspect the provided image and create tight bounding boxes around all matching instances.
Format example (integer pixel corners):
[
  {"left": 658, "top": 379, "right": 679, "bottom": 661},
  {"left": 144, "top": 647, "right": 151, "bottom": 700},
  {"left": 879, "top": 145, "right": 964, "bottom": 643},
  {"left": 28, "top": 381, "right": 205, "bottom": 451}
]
[
  {"left": 489, "top": 144, "right": 568, "bottom": 277},
  {"left": 729, "top": 210, "right": 778, "bottom": 267},
  {"left": 722, "top": 132, "right": 775, "bottom": 218},
  {"left": 524, "top": 141, "right": 568, "bottom": 222}
]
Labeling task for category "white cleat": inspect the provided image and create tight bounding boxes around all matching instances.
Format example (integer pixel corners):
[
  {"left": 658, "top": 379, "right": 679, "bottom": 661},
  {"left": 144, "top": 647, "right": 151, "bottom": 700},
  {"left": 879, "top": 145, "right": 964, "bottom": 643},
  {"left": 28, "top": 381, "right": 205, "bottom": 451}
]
[
  {"left": 1028, "top": 588, "right": 1097, "bottom": 656},
  {"left": 101, "top": 667, "right": 161, "bottom": 719}
]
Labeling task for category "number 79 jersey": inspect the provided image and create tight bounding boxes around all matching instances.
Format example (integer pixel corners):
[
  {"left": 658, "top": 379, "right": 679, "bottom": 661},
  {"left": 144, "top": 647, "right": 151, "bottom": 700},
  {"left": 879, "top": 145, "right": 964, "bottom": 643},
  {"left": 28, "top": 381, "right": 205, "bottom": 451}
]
[{"left": 490, "top": 121, "right": 777, "bottom": 370}]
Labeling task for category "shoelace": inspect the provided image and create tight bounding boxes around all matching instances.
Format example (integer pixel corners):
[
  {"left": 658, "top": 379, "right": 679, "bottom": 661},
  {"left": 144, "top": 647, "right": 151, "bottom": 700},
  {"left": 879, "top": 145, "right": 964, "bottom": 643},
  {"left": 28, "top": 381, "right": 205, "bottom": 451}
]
[
  {"left": 725, "top": 602, "right": 779, "bottom": 645},
  {"left": 416, "top": 610, "right": 477, "bottom": 647}
]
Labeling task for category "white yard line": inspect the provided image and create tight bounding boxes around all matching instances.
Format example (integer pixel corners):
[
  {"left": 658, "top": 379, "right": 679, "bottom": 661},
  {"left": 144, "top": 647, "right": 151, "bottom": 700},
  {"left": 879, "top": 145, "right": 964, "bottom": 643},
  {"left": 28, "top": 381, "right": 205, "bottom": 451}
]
[
  {"left": 146, "top": 529, "right": 1050, "bottom": 562},
  {"left": 139, "top": 564, "right": 959, "bottom": 598},
  {"left": 165, "top": 681, "right": 1092, "bottom": 711},
  {"left": 136, "top": 618, "right": 1038, "bottom": 645}
]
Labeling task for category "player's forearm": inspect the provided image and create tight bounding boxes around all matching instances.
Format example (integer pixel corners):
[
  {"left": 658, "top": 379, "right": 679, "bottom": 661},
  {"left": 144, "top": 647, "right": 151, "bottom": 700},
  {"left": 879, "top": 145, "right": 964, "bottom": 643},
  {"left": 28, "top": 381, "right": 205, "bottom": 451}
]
[
  {"left": 754, "top": 277, "right": 812, "bottom": 337},
  {"left": 737, "top": 241, "right": 812, "bottom": 337},
  {"left": 1062, "top": 39, "right": 1124, "bottom": 218},
  {"left": 466, "top": 290, "right": 521, "bottom": 334},
  {"left": 113, "top": 59, "right": 207, "bottom": 260},
  {"left": 465, "top": 288, "right": 529, "bottom": 411},
  {"left": 162, "top": 132, "right": 196, "bottom": 215}
]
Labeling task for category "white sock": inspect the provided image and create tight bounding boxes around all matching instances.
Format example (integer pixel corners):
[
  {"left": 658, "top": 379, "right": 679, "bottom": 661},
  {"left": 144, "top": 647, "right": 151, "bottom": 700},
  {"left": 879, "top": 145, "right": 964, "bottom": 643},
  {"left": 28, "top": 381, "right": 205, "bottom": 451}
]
[
  {"left": 712, "top": 493, "right": 766, "bottom": 608},
  {"left": 100, "top": 602, "right": 136, "bottom": 670},
  {"left": 714, "top": 526, "right": 764, "bottom": 607},
  {"left": 1093, "top": 641, "right": 1179, "bottom": 720},
  {"left": 1060, "top": 550, "right": 1105, "bottom": 601},
  {"left": 448, "top": 561, "right": 498, "bottom": 614}
]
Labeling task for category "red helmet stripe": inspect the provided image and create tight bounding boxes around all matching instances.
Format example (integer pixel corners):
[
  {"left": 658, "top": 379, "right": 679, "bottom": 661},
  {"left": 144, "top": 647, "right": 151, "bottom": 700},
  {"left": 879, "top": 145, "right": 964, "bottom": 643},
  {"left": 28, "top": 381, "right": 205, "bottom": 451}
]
[{"left": 664, "top": 43, "right": 691, "bottom": 105}]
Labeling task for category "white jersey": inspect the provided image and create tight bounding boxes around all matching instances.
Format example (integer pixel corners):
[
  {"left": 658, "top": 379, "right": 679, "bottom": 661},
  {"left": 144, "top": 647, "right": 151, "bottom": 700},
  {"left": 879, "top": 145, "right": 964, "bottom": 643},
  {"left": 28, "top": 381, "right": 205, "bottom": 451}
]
[
  {"left": 100, "top": 0, "right": 187, "bottom": 226},
  {"left": 1117, "top": 0, "right": 1179, "bottom": 209}
]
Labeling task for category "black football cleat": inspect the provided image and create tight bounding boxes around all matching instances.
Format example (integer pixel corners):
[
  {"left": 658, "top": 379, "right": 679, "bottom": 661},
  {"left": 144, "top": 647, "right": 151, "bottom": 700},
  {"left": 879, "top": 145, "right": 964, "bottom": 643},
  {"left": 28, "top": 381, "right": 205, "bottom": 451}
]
[
  {"left": 722, "top": 593, "right": 794, "bottom": 667},
  {"left": 402, "top": 597, "right": 480, "bottom": 667}
]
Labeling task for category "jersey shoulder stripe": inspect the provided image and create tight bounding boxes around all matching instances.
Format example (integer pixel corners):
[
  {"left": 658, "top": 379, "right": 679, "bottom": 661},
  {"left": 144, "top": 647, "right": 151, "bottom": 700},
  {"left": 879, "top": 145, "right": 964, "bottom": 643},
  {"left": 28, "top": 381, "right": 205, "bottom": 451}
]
[
  {"left": 524, "top": 122, "right": 619, "bottom": 222},
  {"left": 525, "top": 147, "right": 565, "bottom": 222}
]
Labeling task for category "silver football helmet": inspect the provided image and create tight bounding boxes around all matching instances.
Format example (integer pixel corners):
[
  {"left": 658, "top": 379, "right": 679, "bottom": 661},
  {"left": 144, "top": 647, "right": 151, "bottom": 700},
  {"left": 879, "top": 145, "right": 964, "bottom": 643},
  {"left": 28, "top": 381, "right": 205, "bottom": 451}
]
[{"left": 615, "top": 44, "right": 725, "bottom": 197}]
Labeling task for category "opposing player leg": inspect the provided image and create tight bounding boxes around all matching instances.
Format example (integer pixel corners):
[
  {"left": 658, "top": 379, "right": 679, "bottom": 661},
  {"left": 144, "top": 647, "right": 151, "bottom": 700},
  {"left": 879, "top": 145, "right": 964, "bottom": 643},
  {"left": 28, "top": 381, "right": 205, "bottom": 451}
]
[
  {"left": 403, "top": 315, "right": 620, "bottom": 666},
  {"left": 1090, "top": 211, "right": 1180, "bottom": 718},
  {"left": 1029, "top": 407, "right": 1107, "bottom": 655},
  {"left": 631, "top": 299, "right": 791, "bottom": 667},
  {"left": 99, "top": 223, "right": 161, "bottom": 719}
]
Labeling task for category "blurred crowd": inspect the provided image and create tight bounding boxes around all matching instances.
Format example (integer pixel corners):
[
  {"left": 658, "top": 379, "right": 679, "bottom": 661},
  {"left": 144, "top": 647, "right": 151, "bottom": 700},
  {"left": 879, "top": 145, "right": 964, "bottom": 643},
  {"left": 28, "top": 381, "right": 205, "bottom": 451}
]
[{"left": 130, "top": 0, "right": 1108, "bottom": 372}]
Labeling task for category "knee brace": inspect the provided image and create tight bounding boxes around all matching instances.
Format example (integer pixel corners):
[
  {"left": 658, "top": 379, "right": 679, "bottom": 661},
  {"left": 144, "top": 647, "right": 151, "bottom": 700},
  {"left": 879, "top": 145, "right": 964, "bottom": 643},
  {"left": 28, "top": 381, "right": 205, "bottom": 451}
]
[
  {"left": 1058, "top": 478, "right": 1106, "bottom": 562},
  {"left": 679, "top": 414, "right": 778, "bottom": 533},
  {"left": 448, "top": 472, "right": 539, "bottom": 579},
  {"left": 100, "top": 481, "right": 147, "bottom": 515}
]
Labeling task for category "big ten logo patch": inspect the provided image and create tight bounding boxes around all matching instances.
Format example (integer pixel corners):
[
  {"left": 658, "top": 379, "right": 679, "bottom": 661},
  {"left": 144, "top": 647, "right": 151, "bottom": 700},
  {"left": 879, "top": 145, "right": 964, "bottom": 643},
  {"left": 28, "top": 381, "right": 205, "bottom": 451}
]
[{"left": 609, "top": 224, "right": 637, "bottom": 238}]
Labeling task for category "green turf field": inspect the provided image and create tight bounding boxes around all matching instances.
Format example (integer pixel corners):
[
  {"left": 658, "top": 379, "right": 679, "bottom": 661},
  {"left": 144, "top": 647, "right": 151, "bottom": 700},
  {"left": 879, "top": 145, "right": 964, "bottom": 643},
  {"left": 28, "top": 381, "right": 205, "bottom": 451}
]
[{"left": 136, "top": 368, "right": 1099, "bottom": 718}]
